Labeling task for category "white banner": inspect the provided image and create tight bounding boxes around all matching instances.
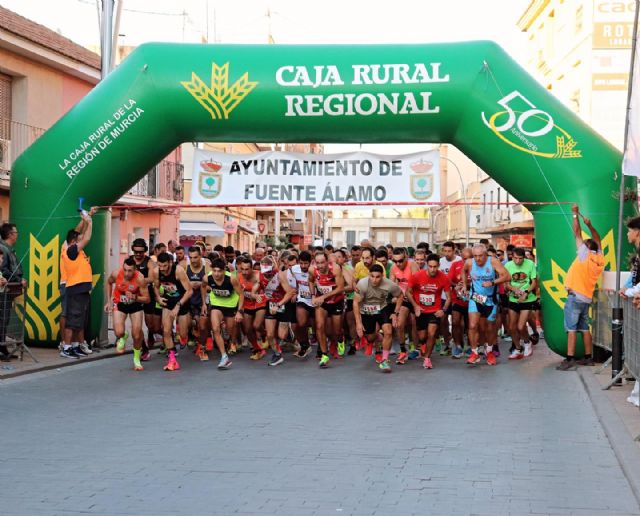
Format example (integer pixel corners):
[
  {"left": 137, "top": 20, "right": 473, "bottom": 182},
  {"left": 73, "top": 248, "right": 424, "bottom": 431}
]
[
  {"left": 623, "top": 14, "right": 640, "bottom": 176},
  {"left": 191, "top": 149, "right": 440, "bottom": 206}
]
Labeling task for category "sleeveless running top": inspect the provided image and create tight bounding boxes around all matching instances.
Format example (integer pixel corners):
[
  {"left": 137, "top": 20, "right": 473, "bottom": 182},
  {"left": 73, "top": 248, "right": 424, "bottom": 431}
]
[
  {"left": 344, "top": 263, "right": 355, "bottom": 300},
  {"left": 113, "top": 269, "right": 142, "bottom": 305},
  {"left": 159, "top": 263, "right": 186, "bottom": 308},
  {"left": 238, "top": 272, "right": 265, "bottom": 310},
  {"left": 291, "top": 264, "right": 313, "bottom": 306},
  {"left": 470, "top": 259, "right": 497, "bottom": 305},
  {"left": 314, "top": 266, "right": 344, "bottom": 304},
  {"left": 207, "top": 271, "right": 239, "bottom": 308},
  {"left": 186, "top": 264, "right": 207, "bottom": 307},
  {"left": 260, "top": 272, "right": 285, "bottom": 303},
  {"left": 131, "top": 255, "right": 154, "bottom": 304},
  {"left": 391, "top": 261, "right": 412, "bottom": 295}
]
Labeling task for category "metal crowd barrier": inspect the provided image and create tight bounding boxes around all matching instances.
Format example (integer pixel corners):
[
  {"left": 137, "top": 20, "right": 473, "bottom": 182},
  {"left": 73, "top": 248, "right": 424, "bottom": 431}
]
[
  {"left": 591, "top": 288, "right": 639, "bottom": 388},
  {"left": 0, "top": 282, "right": 37, "bottom": 362}
]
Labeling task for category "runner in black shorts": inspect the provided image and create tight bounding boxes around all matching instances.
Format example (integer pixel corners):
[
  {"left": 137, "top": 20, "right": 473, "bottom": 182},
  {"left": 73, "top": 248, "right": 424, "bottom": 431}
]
[
  {"left": 291, "top": 251, "right": 315, "bottom": 358},
  {"left": 184, "top": 246, "right": 211, "bottom": 360},
  {"left": 354, "top": 264, "right": 403, "bottom": 373}
]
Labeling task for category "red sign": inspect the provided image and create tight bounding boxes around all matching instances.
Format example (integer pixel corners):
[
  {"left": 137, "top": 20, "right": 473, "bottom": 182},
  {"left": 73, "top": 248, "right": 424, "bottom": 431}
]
[
  {"left": 258, "top": 221, "right": 267, "bottom": 234},
  {"left": 510, "top": 234, "right": 533, "bottom": 248},
  {"left": 303, "top": 234, "right": 313, "bottom": 245},
  {"left": 224, "top": 218, "right": 238, "bottom": 234}
]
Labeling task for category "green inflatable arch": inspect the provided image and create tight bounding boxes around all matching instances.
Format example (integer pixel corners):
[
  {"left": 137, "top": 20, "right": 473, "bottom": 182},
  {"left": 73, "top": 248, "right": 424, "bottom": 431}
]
[{"left": 10, "top": 41, "right": 635, "bottom": 355}]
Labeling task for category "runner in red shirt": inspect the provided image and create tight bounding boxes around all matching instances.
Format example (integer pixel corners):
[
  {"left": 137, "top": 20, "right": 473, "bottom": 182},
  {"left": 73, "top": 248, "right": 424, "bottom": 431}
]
[
  {"left": 407, "top": 253, "right": 451, "bottom": 370},
  {"left": 447, "top": 247, "right": 472, "bottom": 359}
]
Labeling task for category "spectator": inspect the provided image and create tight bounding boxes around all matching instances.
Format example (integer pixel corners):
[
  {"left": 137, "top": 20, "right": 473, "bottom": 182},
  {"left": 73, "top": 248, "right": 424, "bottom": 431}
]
[
  {"left": 151, "top": 243, "right": 166, "bottom": 262},
  {"left": 556, "top": 205, "right": 605, "bottom": 371},
  {"left": 620, "top": 216, "right": 640, "bottom": 299},
  {"left": 0, "top": 223, "right": 27, "bottom": 360},
  {"left": 59, "top": 211, "right": 94, "bottom": 359},
  {"left": 167, "top": 240, "right": 177, "bottom": 260}
]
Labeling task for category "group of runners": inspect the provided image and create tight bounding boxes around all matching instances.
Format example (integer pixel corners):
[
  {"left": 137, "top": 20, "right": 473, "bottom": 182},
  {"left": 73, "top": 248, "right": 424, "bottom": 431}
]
[{"left": 104, "top": 238, "right": 542, "bottom": 373}]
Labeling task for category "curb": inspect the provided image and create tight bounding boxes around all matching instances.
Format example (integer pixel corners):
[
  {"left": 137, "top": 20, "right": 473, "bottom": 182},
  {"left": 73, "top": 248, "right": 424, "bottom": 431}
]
[
  {"left": 579, "top": 368, "right": 640, "bottom": 507},
  {"left": 0, "top": 348, "right": 127, "bottom": 380}
]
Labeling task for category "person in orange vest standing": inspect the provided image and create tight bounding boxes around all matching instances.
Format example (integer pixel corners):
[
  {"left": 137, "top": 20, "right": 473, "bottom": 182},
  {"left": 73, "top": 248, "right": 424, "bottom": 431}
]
[
  {"left": 557, "top": 204, "right": 605, "bottom": 371},
  {"left": 60, "top": 210, "right": 94, "bottom": 359}
]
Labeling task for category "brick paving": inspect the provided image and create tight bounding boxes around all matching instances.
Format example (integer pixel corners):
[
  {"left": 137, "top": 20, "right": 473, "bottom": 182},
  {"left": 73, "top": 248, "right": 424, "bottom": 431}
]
[{"left": 0, "top": 341, "right": 638, "bottom": 515}]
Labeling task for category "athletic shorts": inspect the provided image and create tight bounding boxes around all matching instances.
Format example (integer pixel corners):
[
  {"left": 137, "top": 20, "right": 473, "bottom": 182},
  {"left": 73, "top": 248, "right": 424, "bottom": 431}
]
[
  {"left": 143, "top": 302, "right": 161, "bottom": 316},
  {"left": 210, "top": 305, "right": 238, "bottom": 318},
  {"left": 116, "top": 302, "right": 144, "bottom": 314},
  {"left": 416, "top": 312, "right": 441, "bottom": 331},
  {"left": 296, "top": 302, "right": 315, "bottom": 316},
  {"left": 163, "top": 300, "right": 190, "bottom": 317},
  {"left": 499, "top": 294, "right": 509, "bottom": 308},
  {"left": 265, "top": 301, "right": 296, "bottom": 323},
  {"left": 66, "top": 291, "right": 90, "bottom": 331},
  {"left": 444, "top": 303, "right": 453, "bottom": 316},
  {"left": 189, "top": 303, "right": 203, "bottom": 318},
  {"left": 452, "top": 304, "right": 468, "bottom": 315},
  {"left": 244, "top": 306, "right": 266, "bottom": 317},
  {"left": 402, "top": 300, "right": 413, "bottom": 312},
  {"left": 345, "top": 298, "right": 354, "bottom": 313},
  {"left": 59, "top": 284, "right": 68, "bottom": 318},
  {"left": 532, "top": 299, "right": 541, "bottom": 311},
  {"left": 361, "top": 305, "right": 394, "bottom": 335},
  {"left": 508, "top": 301, "right": 537, "bottom": 312},
  {"left": 468, "top": 300, "right": 498, "bottom": 321},
  {"left": 319, "top": 301, "right": 343, "bottom": 316}
]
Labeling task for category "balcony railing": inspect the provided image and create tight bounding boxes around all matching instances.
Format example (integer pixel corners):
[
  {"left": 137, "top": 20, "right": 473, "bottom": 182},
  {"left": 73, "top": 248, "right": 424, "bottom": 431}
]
[
  {"left": 0, "top": 118, "right": 46, "bottom": 172},
  {"left": 127, "top": 160, "right": 184, "bottom": 202}
]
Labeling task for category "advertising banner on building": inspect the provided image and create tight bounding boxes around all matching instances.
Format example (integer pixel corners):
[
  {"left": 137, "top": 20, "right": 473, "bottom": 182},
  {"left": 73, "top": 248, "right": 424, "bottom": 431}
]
[
  {"left": 191, "top": 149, "right": 440, "bottom": 207},
  {"left": 510, "top": 234, "right": 534, "bottom": 248}
]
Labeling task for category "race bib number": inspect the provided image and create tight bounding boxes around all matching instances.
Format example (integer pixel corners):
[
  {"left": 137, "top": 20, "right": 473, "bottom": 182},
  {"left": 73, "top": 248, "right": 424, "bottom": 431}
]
[
  {"left": 317, "top": 285, "right": 333, "bottom": 295},
  {"left": 362, "top": 304, "right": 381, "bottom": 315},
  {"left": 243, "top": 291, "right": 253, "bottom": 299},
  {"left": 269, "top": 301, "right": 285, "bottom": 313},
  {"left": 471, "top": 293, "right": 488, "bottom": 305},
  {"left": 419, "top": 294, "right": 435, "bottom": 306},
  {"left": 119, "top": 294, "right": 133, "bottom": 304},
  {"left": 300, "top": 290, "right": 312, "bottom": 299}
]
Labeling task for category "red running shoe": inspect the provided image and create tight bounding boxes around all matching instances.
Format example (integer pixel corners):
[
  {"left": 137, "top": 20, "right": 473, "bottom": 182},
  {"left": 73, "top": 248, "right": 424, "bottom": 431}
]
[
  {"left": 486, "top": 351, "right": 497, "bottom": 366},
  {"left": 466, "top": 352, "right": 481, "bottom": 365}
]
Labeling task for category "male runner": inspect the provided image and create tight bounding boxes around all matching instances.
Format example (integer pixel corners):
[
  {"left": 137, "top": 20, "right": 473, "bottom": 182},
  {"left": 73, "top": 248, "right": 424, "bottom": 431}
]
[
  {"left": 407, "top": 253, "right": 451, "bottom": 369},
  {"left": 438, "top": 241, "right": 461, "bottom": 356},
  {"left": 184, "top": 246, "right": 211, "bottom": 361},
  {"left": 461, "top": 244, "right": 510, "bottom": 366},
  {"left": 389, "top": 247, "right": 420, "bottom": 364},
  {"left": 354, "top": 264, "right": 403, "bottom": 373},
  {"left": 291, "top": 251, "right": 315, "bottom": 358},
  {"left": 334, "top": 248, "right": 354, "bottom": 356},
  {"left": 447, "top": 247, "right": 472, "bottom": 358},
  {"left": 252, "top": 256, "right": 296, "bottom": 367},
  {"left": 175, "top": 246, "right": 188, "bottom": 270},
  {"left": 308, "top": 251, "right": 345, "bottom": 368},
  {"left": 237, "top": 256, "right": 268, "bottom": 360},
  {"left": 505, "top": 247, "right": 538, "bottom": 360},
  {"left": 152, "top": 252, "right": 193, "bottom": 371},
  {"left": 104, "top": 257, "right": 150, "bottom": 370},
  {"left": 129, "top": 238, "right": 160, "bottom": 361}
]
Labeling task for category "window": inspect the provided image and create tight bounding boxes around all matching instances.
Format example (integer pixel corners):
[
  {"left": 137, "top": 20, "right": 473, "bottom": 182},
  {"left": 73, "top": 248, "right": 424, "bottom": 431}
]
[
  {"left": 0, "top": 72, "right": 12, "bottom": 139},
  {"left": 377, "top": 231, "right": 390, "bottom": 243},
  {"left": 346, "top": 230, "right": 356, "bottom": 247},
  {"left": 396, "top": 231, "right": 405, "bottom": 244}
]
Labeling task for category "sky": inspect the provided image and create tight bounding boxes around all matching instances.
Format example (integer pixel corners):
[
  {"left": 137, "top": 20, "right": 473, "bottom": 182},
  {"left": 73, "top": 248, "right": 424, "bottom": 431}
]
[{"left": 2, "top": 0, "right": 532, "bottom": 156}]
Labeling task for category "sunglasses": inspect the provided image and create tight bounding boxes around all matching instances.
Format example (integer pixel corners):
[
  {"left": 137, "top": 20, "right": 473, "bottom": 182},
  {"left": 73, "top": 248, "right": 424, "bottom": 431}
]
[
  {"left": 392, "top": 259, "right": 405, "bottom": 263},
  {"left": 132, "top": 250, "right": 145, "bottom": 255}
]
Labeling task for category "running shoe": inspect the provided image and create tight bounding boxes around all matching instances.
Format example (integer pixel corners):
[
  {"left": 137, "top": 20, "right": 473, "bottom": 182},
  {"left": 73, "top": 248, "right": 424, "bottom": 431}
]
[
  {"left": 509, "top": 349, "right": 524, "bottom": 360},
  {"left": 318, "top": 354, "right": 330, "bottom": 368},
  {"left": 530, "top": 332, "right": 540, "bottom": 345},
  {"left": 464, "top": 345, "right": 472, "bottom": 357},
  {"left": 423, "top": 357, "right": 433, "bottom": 369},
  {"left": 268, "top": 353, "right": 284, "bottom": 367},
  {"left": 503, "top": 335, "right": 512, "bottom": 342},
  {"left": 466, "top": 352, "right": 481, "bottom": 365},
  {"left": 228, "top": 343, "right": 238, "bottom": 356},
  {"left": 395, "top": 352, "right": 408, "bottom": 365},
  {"left": 329, "top": 342, "right": 341, "bottom": 359},
  {"left": 250, "top": 349, "right": 266, "bottom": 361},
  {"left": 59, "top": 347, "right": 80, "bottom": 359},
  {"left": 408, "top": 349, "right": 420, "bottom": 360},
  {"left": 337, "top": 340, "right": 346, "bottom": 356},
  {"left": 486, "top": 351, "right": 497, "bottom": 366},
  {"left": 364, "top": 337, "right": 373, "bottom": 356},
  {"left": 140, "top": 350, "right": 151, "bottom": 362},
  {"left": 294, "top": 345, "right": 312, "bottom": 358},
  {"left": 133, "top": 362, "right": 144, "bottom": 372},
  {"left": 523, "top": 342, "right": 533, "bottom": 358},
  {"left": 116, "top": 332, "right": 129, "bottom": 354},
  {"left": 379, "top": 359, "right": 392, "bottom": 373},
  {"left": 493, "top": 345, "right": 501, "bottom": 358},
  {"left": 452, "top": 346, "right": 464, "bottom": 359},
  {"left": 375, "top": 351, "right": 384, "bottom": 364},
  {"left": 439, "top": 346, "right": 451, "bottom": 357},
  {"left": 347, "top": 345, "right": 357, "bottom": 356},
  {"left": 218, "top": 354, "right": 232, "bottom": 370},
  {"left": 163, "top": 355, "right": 180, "bottom": 371},
  {"left": 198, "top": 348, "right": 210, "bottom": 361},
  {"left": 79, "top": 342, "right": 93, "bottom": 355},
  {"left": 205, "top": 338, "right": 214, "bottom": 352},
  {"left": 73, "top": 345, "right": 88, "bottom": 357},
  {"left": 576, "top": 356, "right": 595, "bottom": 366}
]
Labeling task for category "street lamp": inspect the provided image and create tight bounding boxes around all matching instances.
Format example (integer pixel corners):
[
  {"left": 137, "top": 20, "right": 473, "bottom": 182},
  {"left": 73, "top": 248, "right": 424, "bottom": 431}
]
[{"left": 441, "top": 156, "right": 470, "bottom": 246}]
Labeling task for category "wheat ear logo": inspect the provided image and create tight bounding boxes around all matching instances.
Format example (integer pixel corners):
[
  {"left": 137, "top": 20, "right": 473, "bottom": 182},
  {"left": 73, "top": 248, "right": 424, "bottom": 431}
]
[{"left": 181, "top": 62, "right": 258, "bottom": 120}]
